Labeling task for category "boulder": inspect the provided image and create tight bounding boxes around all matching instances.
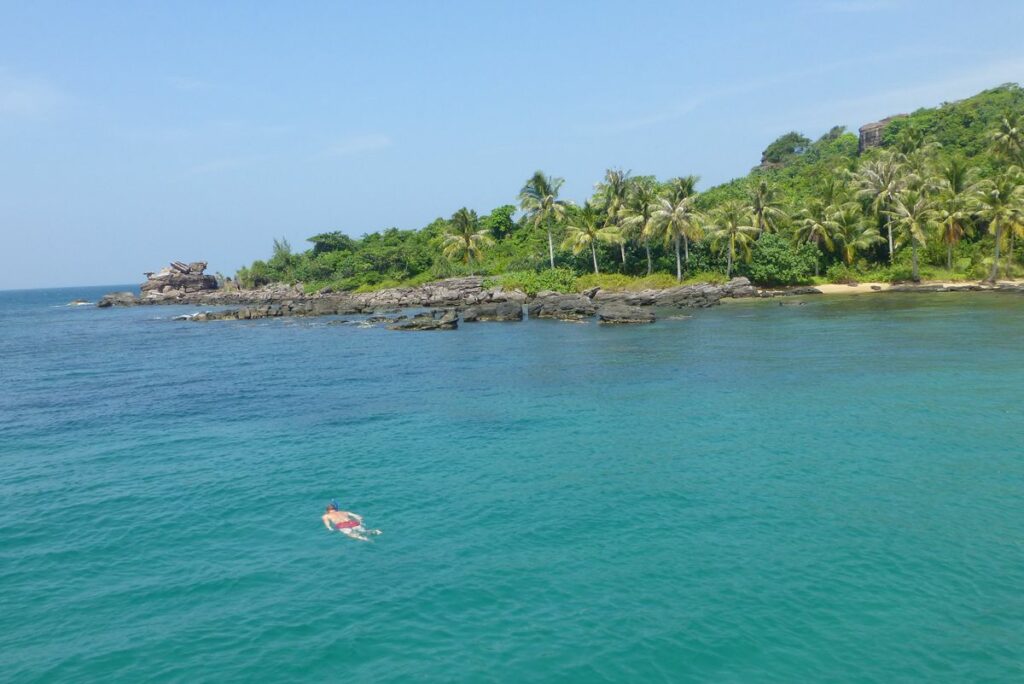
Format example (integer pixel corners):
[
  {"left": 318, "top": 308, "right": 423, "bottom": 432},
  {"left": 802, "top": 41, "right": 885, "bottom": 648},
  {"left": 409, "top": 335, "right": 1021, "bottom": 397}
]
[
  {"left": 782, "top": 286, "right": 822, "bottom": 296},
  {"left": 596, "top": 303, "right": 656, "bottom": 324},
  {"left": 387, "top": 309, "right": 458, "bottom": 331},
  {"left": 97, "top": 291, "right": 139, "bottom": 307},
  {"left": 593, "top": 290, "right": 658, "bottom": 306},
  {"left": 722, "top": 276, "right": 757, "bottom": 298},
  {"left": 462, "top": 301, "right": 524, "bottom": 322},
  {"left": 527, "top": 293, "right": 597, "bottom": 320},
  {"left": 888, "top": 284, "right": 945, "bottom": 292},
  {"left": 653, "top": 284, "right": 724, "bottom": 308}
]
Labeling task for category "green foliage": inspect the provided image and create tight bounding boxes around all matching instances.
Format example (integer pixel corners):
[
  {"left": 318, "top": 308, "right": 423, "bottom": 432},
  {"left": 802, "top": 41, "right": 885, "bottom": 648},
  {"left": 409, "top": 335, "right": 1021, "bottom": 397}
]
[
  {"left": 307, "top": 231, "right": 357, "bottom": 255},
  {"left": 485, "top": 268, "right": 578, "bottom": 295},
  {"left": 743, "top": 233, "right": 818, "bottom": 285},
  {"left": 480, "top": 205, "right": 517, "bottom": 239},
  {"left": 761, "top": 131, "right": 811, "bottom": 166},
  {"left": 573, "top": 272, "right": 680, "bottom": 291},
  {"left": 237, "top": 85, "right": 1024, "bottom": 292}
]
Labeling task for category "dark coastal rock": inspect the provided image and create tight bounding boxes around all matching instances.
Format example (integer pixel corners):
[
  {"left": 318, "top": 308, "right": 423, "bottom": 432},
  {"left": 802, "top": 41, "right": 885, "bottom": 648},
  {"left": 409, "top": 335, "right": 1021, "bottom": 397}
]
[
  {"left": 721, "top": 277, "right": 757, "bottom": 298},
  {"left": 365, "top": 314, "right": 407, "bottom": 325},
  {"left": 527, "top": 293, "right": 597, "bottom": 320},
  {"left": 783, "top": 286, "right": 822, "bottom": 296},
  {"left": 596, "top": 303, "right": 656, "bottom": 324},
  {"left": 97, "top": 291, "right": 139, "bottom": 307},
  {"left": 888, "top": 284, "right": 946, "bottom": 292},
  {"left": 653, "top": 284, "right": 725, "bottom": 308},
  {"left": 462, "top": 301, "right": 524, "bottom": 322},
  {"left": 387, "top": 309, "right": 458, "bottom": 331},
  {"left": 593, "top": 290, "right": 657, "bottom": 306}
]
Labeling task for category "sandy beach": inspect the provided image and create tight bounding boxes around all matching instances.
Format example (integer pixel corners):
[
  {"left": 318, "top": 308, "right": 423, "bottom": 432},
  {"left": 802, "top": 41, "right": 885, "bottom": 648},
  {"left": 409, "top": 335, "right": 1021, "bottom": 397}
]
[{"left": 814, "top": 280, "right": 1022, "bottom": 295}]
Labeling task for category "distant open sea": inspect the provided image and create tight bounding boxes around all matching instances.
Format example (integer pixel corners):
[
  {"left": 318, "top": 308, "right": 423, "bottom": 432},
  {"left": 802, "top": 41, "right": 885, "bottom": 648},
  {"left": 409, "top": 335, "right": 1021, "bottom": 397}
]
[{"left": 2, "top": 285, "right": 1023, "bottom": 682}]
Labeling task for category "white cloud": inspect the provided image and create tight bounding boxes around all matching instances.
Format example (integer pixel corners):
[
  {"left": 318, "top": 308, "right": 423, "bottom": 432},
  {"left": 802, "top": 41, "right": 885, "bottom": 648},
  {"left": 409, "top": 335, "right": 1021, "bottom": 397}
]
[
  {"left": 0, "top": 67, "right": 65, "bottom": 118},
  {"left": 322, "top": 133, "right": 393, "bottom": 157}
]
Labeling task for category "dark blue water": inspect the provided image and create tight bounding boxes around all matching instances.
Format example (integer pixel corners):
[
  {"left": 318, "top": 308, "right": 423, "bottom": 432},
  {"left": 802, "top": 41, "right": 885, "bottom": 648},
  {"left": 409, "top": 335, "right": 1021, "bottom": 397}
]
[{"left": 2, "top": 285, "right": 1023, "bottom": 682}]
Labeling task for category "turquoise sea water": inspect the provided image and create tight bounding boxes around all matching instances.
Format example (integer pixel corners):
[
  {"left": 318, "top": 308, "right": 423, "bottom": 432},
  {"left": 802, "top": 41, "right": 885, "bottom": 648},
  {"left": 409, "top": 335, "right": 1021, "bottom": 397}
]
[{"left": 2, "top": 286, "right": 1023, "bottom": 682}]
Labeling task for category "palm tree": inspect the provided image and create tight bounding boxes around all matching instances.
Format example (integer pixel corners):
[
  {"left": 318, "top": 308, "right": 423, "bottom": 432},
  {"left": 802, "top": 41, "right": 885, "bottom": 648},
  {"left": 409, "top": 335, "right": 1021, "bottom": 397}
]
[
  {"left": 885, "top": 189, "right": 936, "bottom": 282},
  {"left": 976, "top": 166, "right": 1024, "bottom": 282},
  {"left": 794, "top": 199, "right": 835, "bottom": 276},
  {"left": 749, "top": 178, "right": 786, "bottom": 235},
  {"left": 594, "top": 168, "right": 631, "bottom": 264},
  {"left": 620, "top": 177, "right": 659, "bottom": 275},
  {"left": 826, "top": 203, "right": 881, "bottom": 266},
  {"left": 646, "top": 177, "right": 704, "bottom": 281},
  {"left": 934, "top": 156, "right": 980, "bottom": 271},
  {"left": 853, "top": 151, "right": 906, "bottom": 263},
  {"left": 561, "top": 201, "right": 612, "bottom": 274},
  {"left": 441, "top": 207, "right": 494, "bottom": 273},
  {"left": 519, "top": 171, "right": 569, "bottom": 269},
  {"left": 708, "top": 200, "right": 758, "bottom": 278},
  {"left": 990, "top": 111, "right": 1024, "bottom": 166}
]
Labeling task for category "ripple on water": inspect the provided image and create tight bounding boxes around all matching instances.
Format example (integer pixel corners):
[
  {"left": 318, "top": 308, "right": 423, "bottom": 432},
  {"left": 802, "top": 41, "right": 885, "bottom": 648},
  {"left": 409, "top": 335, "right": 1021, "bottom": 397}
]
[{"left": 1, "top": 289, "right": 1024, "bottom": 681}]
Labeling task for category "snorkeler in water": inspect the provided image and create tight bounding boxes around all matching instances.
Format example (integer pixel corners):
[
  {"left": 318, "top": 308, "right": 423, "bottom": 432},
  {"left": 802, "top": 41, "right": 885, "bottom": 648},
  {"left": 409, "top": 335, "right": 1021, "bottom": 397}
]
[{"left": 323, "top": 502, "right": 382, "bottom": 542}]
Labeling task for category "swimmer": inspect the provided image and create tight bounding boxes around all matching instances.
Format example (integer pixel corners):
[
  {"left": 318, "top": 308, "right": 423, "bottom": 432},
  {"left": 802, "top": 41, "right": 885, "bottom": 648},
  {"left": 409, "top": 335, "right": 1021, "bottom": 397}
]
[{"left": 323, "top": 502, "right": 382, "bottom": 542}]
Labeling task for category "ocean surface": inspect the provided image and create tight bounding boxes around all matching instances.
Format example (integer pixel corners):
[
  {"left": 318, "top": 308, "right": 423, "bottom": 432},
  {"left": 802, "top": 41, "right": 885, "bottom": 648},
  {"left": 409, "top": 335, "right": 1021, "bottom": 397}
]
[{"left": 2, "top": 285, "right": 1023, "bottom": 682}]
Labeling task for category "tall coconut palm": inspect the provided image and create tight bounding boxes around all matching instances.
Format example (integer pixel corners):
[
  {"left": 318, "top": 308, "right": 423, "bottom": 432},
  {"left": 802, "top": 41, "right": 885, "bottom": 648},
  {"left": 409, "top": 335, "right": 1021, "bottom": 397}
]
[
  {"left": 826, "top": 203, "right": 882, "bottom": 266},
  {"left": 976, "top": 166, "right": 1024, "bottom": 281},
  {"left": 794, "top": 199, "right": 835, "bottom": 275},
  {"left": 620, "top": 177, "right": 659, "bottom": 275},
  {"left": 708, "top": 200, "right": 758, "bottom": 278},
  {"left": 935, "top": 156, "right": 980, "bottom": 270},
  {"left": 749, "top": 178, "right": 786, "bottom": 235},
  {"left": 594, "top": 168, "right": 631, "bottom": 263},
  {"left": 519, "top": 171, "right": 569, "bottom": 269},
  {"left": 646, "top": 178, "right": 704, "bottom": 281},
  {"left": 853, "top": 151, "right": 906, "bottom": 263},
  {"left": 561, "top": 201, "right": 612, "bottom": 274},
  {"left": 441, "top": 207, "right": 494, "bottom": 273},
  {"left": 990, "top": 111, "right": 1024, "bottom": 166},
  {"left": 885, "top": 189, "right": 936, "bottom": 282}
]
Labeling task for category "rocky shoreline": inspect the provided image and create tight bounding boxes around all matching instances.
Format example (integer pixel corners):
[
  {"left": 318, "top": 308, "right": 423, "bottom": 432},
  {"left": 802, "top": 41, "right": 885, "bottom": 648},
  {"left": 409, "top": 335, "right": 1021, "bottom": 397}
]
[{"left": 95, "top": 261, "right": 1024, "bottom": 328}]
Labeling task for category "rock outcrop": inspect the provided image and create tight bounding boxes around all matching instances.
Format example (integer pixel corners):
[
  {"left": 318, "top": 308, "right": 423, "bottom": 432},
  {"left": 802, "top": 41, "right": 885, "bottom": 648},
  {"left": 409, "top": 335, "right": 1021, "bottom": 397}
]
[
  {"left": 527, "top": 293, "right": 598, "bottom": 320},
  {"left": 462, "top": 301, "right": 524, "bottom": 322},
  {"left": 139, "top": 261, "right": 218, "bottom": 302},
  {"left": 97, "top": 291, "right": 139, "bottom": 307},
  {"left": 858, "top": 115, "right": 906, "bottom": 153},
  {"left": 386, "top": 309, "right": 458, "bottom": 331},
  {"left": 596, "top": 303, "right": 656, "bottom": 324}
]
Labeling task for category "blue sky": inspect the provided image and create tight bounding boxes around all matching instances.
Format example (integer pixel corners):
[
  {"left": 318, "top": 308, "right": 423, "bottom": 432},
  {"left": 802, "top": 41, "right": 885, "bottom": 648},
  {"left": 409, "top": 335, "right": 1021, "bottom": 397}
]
[{"left": 2, "top": 1, "right": 1024, "bottom": 288}]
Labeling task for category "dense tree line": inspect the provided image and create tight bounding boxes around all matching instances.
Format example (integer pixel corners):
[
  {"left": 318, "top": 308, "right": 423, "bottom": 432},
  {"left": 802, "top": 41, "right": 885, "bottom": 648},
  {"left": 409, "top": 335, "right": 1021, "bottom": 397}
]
[{"left": 238, "top": 84, "right": 1024, "bottom": 293}]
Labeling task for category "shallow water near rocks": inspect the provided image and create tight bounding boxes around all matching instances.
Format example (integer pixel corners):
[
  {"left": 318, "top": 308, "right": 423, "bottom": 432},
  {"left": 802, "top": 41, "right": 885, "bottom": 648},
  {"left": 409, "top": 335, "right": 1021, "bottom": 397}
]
[{"left": 2, "top": 286, "right": 1024, "bottom": 682}]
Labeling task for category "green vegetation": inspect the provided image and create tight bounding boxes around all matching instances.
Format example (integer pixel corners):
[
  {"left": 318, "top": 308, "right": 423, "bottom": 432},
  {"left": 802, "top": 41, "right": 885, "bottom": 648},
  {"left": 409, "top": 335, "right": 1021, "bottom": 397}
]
[{"left": 238, "top": 84, "right": 1024, "bottom": 292}]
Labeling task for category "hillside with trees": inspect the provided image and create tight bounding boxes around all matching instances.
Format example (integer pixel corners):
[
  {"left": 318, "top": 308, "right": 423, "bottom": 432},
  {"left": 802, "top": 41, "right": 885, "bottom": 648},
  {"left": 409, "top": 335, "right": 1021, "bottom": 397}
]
[{"left": 236, "top": 83, "right": 1024, "bottom": 293}]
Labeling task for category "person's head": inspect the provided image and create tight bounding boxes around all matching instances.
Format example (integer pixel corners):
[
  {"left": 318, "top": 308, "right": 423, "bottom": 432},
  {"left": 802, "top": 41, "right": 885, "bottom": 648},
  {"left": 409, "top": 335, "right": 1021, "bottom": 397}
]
[{"left": 326, "top": 503, "right": 338, "bottom": 512}]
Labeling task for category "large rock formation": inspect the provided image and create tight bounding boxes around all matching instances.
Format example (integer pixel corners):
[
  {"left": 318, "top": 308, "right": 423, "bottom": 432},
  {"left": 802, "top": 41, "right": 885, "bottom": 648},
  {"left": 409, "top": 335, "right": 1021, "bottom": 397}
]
[
  {"left": 527, "top": 292, "right": 598, "bottom": 320},
  {"left": 139, "top": 261, "right": 218, "bottom": 302},
  {"left": 96, "top": 291, "right": 139, "bottom": 307},
  {"left": 386, "top": 309, "right": 459, "bottom": 331},
  {"left": 462, "top": 301, "right": 524, "bottom": 322},
  {"left": 858, "top": 115, "right": 906, "bottom": 153},
  {"left": 596, "top": 303, "right": 656, "bottom": 324}
]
